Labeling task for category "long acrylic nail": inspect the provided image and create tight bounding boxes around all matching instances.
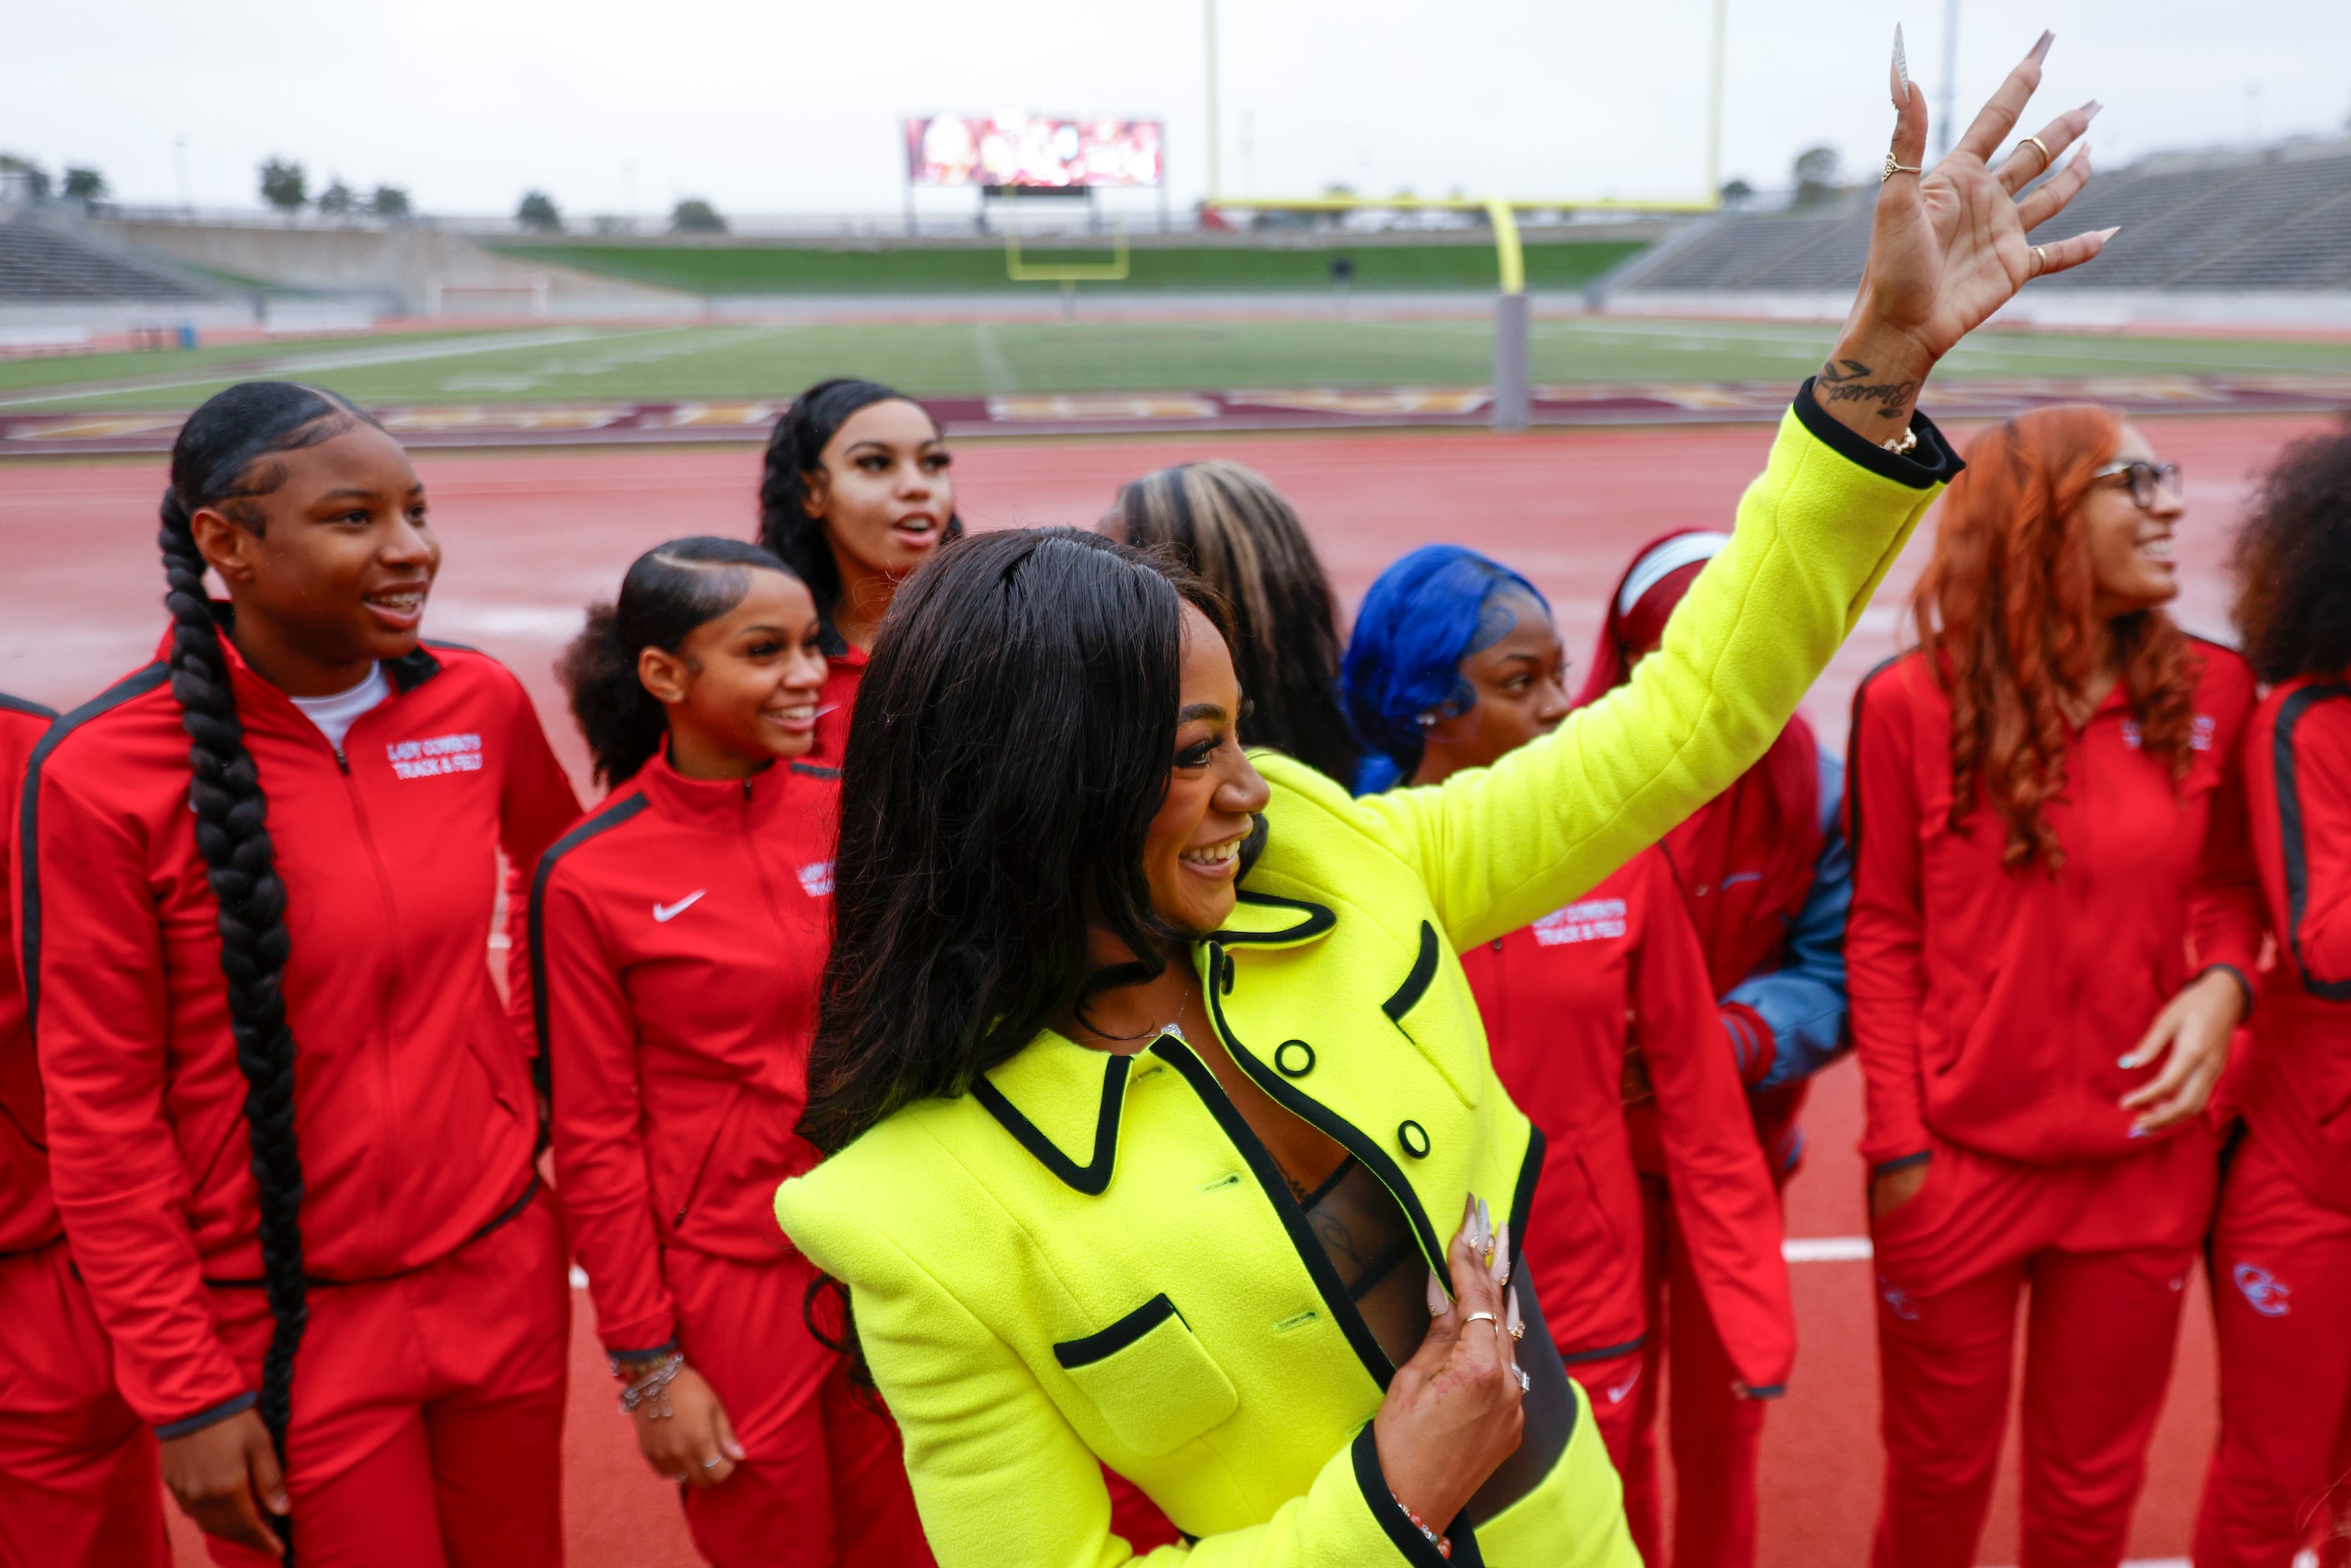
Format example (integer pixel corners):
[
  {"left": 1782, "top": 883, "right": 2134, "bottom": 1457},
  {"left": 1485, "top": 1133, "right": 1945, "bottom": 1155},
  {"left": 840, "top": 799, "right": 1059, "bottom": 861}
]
[
  {"left": 2082, "top": 99, "right": 2104, "bottom": 121},
  {"left": 1489, "top": 1222, "right": 1512, "bottom": 1284},
  {"left": 1428, "top": 1267, "right": 1449, "bottom": 1316},
  {"left": 1891, "top": 23, "right": 1912, "bottom": 107},
  {"left": 1506, "top": 1285, "right": 1524, "bottom": 1339},
  {"left": 2096, "top": 225, "right": 2121, "bottom": 240},
  {"left": 2029, "top": 29, "right": 2055, "bottom": 63}
]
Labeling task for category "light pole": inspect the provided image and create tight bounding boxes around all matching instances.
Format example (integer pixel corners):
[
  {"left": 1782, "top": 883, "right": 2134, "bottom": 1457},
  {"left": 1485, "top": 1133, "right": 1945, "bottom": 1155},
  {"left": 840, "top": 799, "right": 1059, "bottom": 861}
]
[
  {"left": 1203, "top": 0, "right": 1223, "bottom": 202},
  {"left": 1705, "top": 0, "right": 1727, "bottom": 199},
  {"left": 174, "top": 135, "right": 192, "bottom": 213},
  {"left": 1935, "top": 0, "right": 1960, "bottom": 160}
]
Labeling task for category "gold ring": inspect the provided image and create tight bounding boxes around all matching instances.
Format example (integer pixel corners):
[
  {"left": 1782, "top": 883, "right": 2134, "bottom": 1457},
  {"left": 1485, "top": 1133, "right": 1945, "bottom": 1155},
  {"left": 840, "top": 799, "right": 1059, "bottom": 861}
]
[
  {"left": 2030, "top": 244, "right": 2048, "bottom": 276},
  {"left": 1882, "top": 153, "right": 1923, "bottom": 183},
  {"left": 1463, "top": 1310, "right": 1499, "bottom": 1327},
  {"left": 2020, "top": 134, "right": 2052, "bottom": 169}
]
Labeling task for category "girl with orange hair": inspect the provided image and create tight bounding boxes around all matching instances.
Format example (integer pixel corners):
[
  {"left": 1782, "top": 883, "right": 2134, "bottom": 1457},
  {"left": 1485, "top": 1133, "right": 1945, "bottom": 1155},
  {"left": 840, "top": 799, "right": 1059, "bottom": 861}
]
[{"left": 1846, "top": 405, "right": 2261, "bottom": 1567}]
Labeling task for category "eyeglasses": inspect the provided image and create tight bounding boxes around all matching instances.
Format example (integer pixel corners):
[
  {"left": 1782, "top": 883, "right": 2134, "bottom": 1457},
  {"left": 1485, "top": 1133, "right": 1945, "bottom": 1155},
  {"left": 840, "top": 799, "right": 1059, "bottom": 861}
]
[{"left": 2092, "top": 459, "right": 2183, "bottom": 510}]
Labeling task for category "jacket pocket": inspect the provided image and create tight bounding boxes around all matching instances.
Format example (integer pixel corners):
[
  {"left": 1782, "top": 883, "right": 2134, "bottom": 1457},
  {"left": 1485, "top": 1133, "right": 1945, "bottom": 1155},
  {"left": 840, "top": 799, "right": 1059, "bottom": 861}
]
[{"left": 1053, "top": 1293, "right": 1237, "bottom": 1458}]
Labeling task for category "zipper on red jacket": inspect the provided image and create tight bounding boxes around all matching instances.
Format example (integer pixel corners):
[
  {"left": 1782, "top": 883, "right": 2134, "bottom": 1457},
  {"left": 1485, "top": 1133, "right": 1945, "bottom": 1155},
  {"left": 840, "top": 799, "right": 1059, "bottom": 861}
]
[
  {"left": 673, "top": 773, "right": 795, "bottom": 1231},
  {"left": 329, "top": 701, "right": 412, "bottom": 1254}
]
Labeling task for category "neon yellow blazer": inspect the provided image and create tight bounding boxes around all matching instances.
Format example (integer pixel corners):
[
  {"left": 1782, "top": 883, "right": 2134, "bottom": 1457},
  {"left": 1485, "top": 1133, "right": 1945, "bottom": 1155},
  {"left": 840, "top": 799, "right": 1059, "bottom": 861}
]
[{"left": 776, "top": 393, "right": 1952, "bottom": 1567}]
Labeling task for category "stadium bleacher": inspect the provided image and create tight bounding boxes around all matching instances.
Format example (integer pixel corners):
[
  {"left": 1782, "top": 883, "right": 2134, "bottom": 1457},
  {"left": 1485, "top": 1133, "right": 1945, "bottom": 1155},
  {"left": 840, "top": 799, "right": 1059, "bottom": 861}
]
[
  {"left": 0, "top": 215, "right": 215, "bottom": 303},
  {"left": 1615, "top": 138, "right": 2351, "bottom": 294}
]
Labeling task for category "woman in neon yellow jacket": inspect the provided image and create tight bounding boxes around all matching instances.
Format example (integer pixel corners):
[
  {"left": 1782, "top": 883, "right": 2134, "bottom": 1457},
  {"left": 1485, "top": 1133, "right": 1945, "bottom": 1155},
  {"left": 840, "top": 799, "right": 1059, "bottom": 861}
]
[{"left": 777, "top": 40, "right": 2109, "bottom": 1568}]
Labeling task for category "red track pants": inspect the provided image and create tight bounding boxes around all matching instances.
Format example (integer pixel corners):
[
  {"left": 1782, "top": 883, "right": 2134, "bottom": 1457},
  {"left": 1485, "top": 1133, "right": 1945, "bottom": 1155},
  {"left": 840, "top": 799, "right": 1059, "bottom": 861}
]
[
  {"left": 0, "top": 1238, "right": 169, "bottom": 1568},
  {"left": 662, "top": 1248, "right": 932, "bottom": 1568},
  {"left": 1868, "top": 1136, "right": 2210, "bottom": 1568},
  {"left": 2193, "top": 1129, "right": 2351, "bottom": 1567},
  {"left": 200, "top": 1190, "right": 571, "bottom": 1568},
  {"left": 1620, "top": 1174, "right": 1768, "bottom": 1568}
]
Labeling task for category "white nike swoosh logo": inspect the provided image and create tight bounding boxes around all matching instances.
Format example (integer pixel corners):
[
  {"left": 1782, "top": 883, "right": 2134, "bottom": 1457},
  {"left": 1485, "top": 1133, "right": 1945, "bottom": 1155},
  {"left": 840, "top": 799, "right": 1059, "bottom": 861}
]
[
  {"left": 651, "top": 890, "right": 706, "bottom": 923},
  {"left": 1605, "top": 1376, "right": 1640, "bottom": 1403}
]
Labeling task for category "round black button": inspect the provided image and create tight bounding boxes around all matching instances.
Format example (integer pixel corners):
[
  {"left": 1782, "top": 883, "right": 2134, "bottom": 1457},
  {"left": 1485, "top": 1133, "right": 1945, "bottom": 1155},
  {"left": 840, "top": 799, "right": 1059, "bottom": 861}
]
[
  {"left": 1397, "top": 1120, "right": 1431, "bottom": 1158},
  {"left": 1274, "top": 1039, "right": 1316, "bottom": 1078}
]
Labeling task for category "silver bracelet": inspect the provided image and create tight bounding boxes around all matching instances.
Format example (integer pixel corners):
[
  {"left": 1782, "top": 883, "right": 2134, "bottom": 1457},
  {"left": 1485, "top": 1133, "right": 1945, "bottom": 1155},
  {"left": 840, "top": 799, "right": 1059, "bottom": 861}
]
[{"left": 618, "top": 1351, "right": 685, "bottom": 1418}]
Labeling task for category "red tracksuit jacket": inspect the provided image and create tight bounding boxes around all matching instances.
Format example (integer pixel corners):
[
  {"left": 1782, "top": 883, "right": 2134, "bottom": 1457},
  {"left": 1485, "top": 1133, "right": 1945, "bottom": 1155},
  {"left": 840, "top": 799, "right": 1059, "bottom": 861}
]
[
  {"left": 1460, "top": 849, "right": 1795, "bottom": 1394},
  {"left": 532, "top": 750, "right": 837, "bottom": 1357},
  {"left": 2239, "top": 674, "right": 2351, "bottom": 1211},
  {"left": 1846, "top": 643, "right": 2263, "bottom": 1170},
  {"left": 23, "top": 631, "right": 581, "bottom": 1429},
  {"left": 2, "top": 694, "right": 58, "bottom": 1257}
]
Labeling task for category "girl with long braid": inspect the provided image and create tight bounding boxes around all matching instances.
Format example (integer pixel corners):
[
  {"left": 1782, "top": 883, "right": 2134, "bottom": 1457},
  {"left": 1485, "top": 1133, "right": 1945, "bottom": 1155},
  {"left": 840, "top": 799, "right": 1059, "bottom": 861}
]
[
  {"left": 25, "top": 382, "right": 583, "bottom": 1565},
  {"left": 755, "top": 378, "right": 958, "bottom": 765}
]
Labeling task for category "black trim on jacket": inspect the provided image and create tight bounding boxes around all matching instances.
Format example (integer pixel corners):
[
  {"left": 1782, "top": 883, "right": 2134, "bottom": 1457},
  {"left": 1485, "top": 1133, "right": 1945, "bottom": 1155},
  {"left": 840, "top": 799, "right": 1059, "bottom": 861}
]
[
  {"left": 1790, "top": 377, "right": 1963, "bottom": 490},
  {"left": 1150, "top": 1035, "right": 1398, "bottom": 1389},
  {"left": 528, "top": 792, "right": 655, "bottom": 1110},
  {"left": 2275, "top": 681, "right": 2351, "bottom": 1001},
  {"left": 1204, "top": 938, "right": 1451, "bottom": 1302},
  {"left": 17, "top": 663, "right": 171, "bottom": 1031},
  {"left": 1210, "top": 888, "right": 1337, "bottom": 947},
  {"left": 1349, "top": 1423, "right": 1487, "bottom": 1567},
  {"left": 1052, "top": 1292, "right": 1182, "bottom": 1368},
  {"left": 0, "top": 692, "right": 54, "bottom": 721},
  {"left": 1382, "top": 923, "right": 1442, "bottom": 1022},
  {"left": 970, "top": 1055, "right": 1132, "bottom": 1197}
]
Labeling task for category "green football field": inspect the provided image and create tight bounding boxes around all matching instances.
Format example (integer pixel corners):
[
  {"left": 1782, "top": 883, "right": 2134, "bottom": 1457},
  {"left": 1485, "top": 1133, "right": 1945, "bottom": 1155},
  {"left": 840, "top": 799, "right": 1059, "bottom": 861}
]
[{"left": 3, "top": 316, "right": 2347, "bottom": 417}]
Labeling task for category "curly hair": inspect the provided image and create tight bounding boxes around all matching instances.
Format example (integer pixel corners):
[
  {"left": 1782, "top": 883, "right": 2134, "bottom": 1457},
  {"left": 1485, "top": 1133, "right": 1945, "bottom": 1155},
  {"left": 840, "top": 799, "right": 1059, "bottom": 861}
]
[
  {"left": 1912, "top": 404, "right": 2200, "bottom": 873},
  {"left": 559, "top": 537, "right": 799, "bottom": 787},
  {"left": 2231, "top": 418, "right": 2351, "bottom": 683}
]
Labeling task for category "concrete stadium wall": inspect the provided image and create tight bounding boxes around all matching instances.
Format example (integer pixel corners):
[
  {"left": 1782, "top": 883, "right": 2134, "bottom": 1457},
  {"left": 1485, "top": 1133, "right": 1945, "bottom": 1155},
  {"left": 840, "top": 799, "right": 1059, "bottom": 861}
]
[{"left": 86, "top": 220, "right": 699, "bottom": 317}]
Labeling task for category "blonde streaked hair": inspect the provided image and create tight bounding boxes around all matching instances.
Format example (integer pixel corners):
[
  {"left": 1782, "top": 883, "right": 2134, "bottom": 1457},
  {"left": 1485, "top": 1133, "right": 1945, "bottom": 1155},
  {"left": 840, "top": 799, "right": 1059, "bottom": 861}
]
[{"left": 1110, "top": 461, "right": 1358, "bottom": 786}]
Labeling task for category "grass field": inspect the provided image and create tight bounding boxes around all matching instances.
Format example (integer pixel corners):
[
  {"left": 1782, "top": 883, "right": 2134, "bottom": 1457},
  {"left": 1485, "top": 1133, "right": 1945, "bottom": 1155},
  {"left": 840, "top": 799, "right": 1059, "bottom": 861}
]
[
  {"left": 493, "top": 238, "right": 1650, "bottom": 295},
  {"left": 3, "top": 317, "right": 2348, "bottom": 416}
]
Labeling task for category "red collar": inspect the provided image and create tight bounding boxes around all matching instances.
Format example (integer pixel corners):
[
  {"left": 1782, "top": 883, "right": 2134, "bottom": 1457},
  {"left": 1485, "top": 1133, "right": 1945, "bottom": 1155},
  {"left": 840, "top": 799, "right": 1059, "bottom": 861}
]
[{"left": 632, "top": 746, "right": 832, "bottom": 827}]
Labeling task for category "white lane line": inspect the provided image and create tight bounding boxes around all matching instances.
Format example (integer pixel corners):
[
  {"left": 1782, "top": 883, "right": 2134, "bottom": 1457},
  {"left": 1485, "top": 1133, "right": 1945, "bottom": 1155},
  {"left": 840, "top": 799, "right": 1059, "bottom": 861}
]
[
  {"left": 0, "top": 326, "right": 680, "bottom": 409},
  {"left": 1783, "top": 1235, "right": 1873, "bottom": 1263}
]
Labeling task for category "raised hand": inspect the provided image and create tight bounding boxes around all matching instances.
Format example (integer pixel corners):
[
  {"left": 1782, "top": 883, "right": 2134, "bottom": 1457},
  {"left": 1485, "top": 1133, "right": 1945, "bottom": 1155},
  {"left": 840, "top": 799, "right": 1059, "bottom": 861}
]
[{"left": 1818, "top": 28, "right": 2113, "bottom": 443}]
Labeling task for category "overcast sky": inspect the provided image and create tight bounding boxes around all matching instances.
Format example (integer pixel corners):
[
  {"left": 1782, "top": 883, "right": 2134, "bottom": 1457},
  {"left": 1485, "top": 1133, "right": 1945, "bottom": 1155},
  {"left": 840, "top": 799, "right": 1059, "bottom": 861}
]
[{"left": 4, "top": 0, "right": 2343, "bottom": 220}]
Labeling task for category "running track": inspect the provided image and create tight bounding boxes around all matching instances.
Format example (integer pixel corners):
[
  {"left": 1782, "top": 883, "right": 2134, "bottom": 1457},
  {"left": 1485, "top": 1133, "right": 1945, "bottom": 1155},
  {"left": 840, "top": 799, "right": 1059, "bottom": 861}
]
[{"left": 0, "top": 410, "right": 2332, "bottom": 1566}]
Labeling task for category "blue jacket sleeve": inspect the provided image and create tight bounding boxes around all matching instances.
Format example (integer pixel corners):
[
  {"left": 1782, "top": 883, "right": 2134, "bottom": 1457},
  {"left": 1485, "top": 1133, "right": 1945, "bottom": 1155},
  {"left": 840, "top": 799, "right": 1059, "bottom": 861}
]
[{"left": 1727, "top": 749, "right": 1851, "bottom": 1093}]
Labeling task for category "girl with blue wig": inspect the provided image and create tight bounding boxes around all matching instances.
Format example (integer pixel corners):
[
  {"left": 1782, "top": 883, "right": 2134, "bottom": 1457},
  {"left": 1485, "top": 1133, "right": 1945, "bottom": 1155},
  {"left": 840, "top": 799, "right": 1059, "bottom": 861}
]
[{"left": 1343, "top": 544, "right": 1796, "bottom": 1517}]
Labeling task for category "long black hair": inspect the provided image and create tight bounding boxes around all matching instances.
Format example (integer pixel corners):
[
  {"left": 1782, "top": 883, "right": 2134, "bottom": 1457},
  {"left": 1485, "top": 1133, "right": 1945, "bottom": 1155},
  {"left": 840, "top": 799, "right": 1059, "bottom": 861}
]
[
  {"left": 558, "top": 537, "right": 801, "bottom": 787},
  {"left": 1112, "top": 460, "right": 1359, "bottom": 786},
  {"left": 2232, "top": 419, "right": 2351, "bottom": 683},
  {"left": 796, "top": 528, "right": 1226, "bottom": 1155},
  {"left": 755, "top": 377, "right": 959, "bottom": 654},
  {"left": 161, "top": 380, "right": 376, "bottom": 1555}
]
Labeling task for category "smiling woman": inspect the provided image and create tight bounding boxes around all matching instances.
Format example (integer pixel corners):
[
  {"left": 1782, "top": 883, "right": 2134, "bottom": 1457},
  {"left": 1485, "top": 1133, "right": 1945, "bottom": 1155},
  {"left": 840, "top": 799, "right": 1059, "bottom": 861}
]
[
  {"left": 537, "top": 536, "right": 933, "bottom": 1567},
  {"left": 1849, "top": 403, "right": 2261, "bottom": 1562},
  {"left": 24, "top": 382, "right": 584, "bottom": 1566},
  {"left": 770, "top": 36, "right": 2125, "bottom": 1563}
]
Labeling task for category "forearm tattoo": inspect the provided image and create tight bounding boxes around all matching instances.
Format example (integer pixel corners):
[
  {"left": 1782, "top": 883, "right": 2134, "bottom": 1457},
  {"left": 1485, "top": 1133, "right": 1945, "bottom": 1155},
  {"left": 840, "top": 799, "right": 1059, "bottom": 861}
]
[{"left": 1818, "top": 357, "right": 1919, "bottom": 419}]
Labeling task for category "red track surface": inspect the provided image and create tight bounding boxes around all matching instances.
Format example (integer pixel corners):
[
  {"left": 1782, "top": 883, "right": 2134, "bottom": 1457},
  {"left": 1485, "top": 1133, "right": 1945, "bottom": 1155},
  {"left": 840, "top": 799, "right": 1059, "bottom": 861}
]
[{"left": 0, "top": 411, "right": 2329, "bottom": 1566}]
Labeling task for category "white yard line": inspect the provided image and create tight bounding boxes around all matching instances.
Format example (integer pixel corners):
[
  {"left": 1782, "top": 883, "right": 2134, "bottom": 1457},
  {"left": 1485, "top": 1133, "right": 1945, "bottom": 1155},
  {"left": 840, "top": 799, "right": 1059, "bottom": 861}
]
[
  {"left": 1782, "top": 1235, "right": 1873, "bottom": 1262},
  {"left": 0, "top": 326, "right": 685, "bottom": 409}
]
